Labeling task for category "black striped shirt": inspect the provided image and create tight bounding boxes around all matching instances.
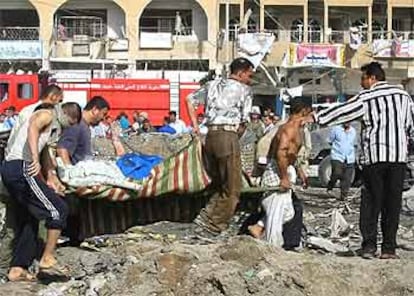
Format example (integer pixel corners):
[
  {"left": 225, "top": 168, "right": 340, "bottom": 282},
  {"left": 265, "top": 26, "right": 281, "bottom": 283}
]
[{"left": 315, "top": 82, "right": 414, "bottom": 165}]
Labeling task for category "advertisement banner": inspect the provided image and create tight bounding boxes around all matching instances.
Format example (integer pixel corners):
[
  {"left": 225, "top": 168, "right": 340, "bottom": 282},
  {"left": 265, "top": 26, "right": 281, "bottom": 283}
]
[
  {"left": 372, "top": 39, "right": 414, "bottom": 58},
  {"left": 0, "top": 40, "right": 42, "bottom": 60},
  {"left": 284, "top": 44, "right": 345, "bottom": 68}
]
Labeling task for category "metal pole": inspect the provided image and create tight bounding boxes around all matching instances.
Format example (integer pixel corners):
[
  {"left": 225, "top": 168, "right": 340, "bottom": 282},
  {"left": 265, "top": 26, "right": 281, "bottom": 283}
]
[
  {"left": 225, "top": 1, "right": 230, "bottom": 42},
  {"left": 225, "top": 0, "right": 230, "bottom": 63}
]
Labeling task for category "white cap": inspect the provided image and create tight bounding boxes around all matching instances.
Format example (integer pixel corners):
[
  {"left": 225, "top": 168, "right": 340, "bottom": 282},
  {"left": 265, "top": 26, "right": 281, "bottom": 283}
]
[{"left": 250, "top": 106, "right": 261, "bottom": 115}]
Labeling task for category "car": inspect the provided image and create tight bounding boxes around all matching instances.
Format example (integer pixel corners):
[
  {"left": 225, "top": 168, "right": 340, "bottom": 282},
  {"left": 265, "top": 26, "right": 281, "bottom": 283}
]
[{"left": 307, "top": 123, "right": 414, "bottom": 191}]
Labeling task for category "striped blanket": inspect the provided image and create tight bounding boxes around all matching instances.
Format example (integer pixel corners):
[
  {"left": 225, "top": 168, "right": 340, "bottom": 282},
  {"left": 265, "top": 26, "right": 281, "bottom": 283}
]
[{"left": 67, "top": 138, "right": 211, "bottom": 201}]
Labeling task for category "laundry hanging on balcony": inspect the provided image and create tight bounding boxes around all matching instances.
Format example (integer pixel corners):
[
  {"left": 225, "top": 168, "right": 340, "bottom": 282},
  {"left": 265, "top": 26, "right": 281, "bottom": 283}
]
[
  {"left": 237, "top": 32, "right": 275, "bottom": 69},
  {"left": 349, "top": 27, "right": 362, "bottom": 50}
]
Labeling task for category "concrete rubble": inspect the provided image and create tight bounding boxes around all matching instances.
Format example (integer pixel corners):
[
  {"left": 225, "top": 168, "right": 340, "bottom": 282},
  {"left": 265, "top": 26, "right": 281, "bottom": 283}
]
[{"left": 0, "top": 187, "right": 412, "bottom": 295}]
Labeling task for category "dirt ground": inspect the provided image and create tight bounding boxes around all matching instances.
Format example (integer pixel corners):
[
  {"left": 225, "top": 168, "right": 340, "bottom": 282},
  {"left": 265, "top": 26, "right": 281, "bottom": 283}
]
[{"left": 0, "top": 186, "right": 413, "bottom": 296}]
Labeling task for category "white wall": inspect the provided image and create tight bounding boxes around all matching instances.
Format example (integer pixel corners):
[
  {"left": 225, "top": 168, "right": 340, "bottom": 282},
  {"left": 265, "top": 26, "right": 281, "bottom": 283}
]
[
  {"left": 145, "top": 0, "right": 197, "bottom": 10},
  {"left": 58, "top": 0, "right": 126, "bottom": 39},
  {"left": 192, "top": 4, "right": 207, "bottom": 40}
]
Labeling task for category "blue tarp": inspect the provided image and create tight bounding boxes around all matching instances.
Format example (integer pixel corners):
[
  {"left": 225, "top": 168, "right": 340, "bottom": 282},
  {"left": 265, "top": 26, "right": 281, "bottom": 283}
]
[{"left": 116, "top": 153, "right": 163, "bottom": 180}]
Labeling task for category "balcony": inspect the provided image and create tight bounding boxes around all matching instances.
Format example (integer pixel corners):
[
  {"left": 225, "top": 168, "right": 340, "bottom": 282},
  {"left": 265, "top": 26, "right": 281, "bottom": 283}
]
[
  {"left": 0, "top": 27, "right": 39, "bottom": 40},
  {"left": 52, "top": 22, "right": 130, "bottom": 61},
  {"left": 0, "top": 27, "right": 42, "bottom": 60},
  {"left": 230, "top": 28, "right": 414, "bottom": 44},
  {"left": 139, "top": 25, "right": 203, "bottom": 50}
]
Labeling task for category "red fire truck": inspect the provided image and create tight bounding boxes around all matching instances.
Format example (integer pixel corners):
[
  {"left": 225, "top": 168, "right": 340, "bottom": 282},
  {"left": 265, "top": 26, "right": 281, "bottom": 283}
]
[{"left": 0, "top": 74, "right": 202, "bottom": 126}]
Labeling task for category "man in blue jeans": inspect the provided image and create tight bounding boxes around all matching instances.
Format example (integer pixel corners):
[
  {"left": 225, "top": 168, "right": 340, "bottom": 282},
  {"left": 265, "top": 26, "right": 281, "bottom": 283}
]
[{"left": 327, "top": 123, "right": 357, "bottom": 200}]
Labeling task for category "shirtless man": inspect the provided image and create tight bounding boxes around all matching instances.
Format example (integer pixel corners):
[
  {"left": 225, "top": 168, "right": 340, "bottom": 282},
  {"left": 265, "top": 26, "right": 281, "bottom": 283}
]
[
  {"left": 271, "top": 100, "right": 311, "bottom": 191},
  {"left": 249, "top": 99, "right": 312, "bottom": 241}
]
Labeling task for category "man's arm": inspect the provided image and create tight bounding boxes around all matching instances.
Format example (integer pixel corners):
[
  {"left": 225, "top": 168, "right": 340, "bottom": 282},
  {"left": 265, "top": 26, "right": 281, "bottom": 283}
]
[
  {"left": 27, "top": 110, "right": 53, "bottom": 176},
  {"left": 314, "top": 96, "right": 365, "bottom": 126},
  {"left": 275, "top": 129, "right": 294, "bottom": 190},
  {"left": 328, "top": 127, "right": 336, "bottom": 144},
  {"left": 56, "top": 147, "right": 72, "bottom": 166},
  {"left": 186, "top": 86, "right": 207, "bottom": 134},
  {"left": 40, "top": 146, "right": 66, "bottom": 195},
  {"left": 241, "top": 87, "right": 253, "bottom": 123},
  {"left": 405, "top": 94, "right": 414, "bottom": 136},
  {"left": 296, "top": 146, "right": 309, "bottom": 189}
]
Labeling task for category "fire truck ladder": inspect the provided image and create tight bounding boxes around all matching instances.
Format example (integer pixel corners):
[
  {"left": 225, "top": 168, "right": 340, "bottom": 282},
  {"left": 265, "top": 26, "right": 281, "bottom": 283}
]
[{"left": 170, "top": 79, "right": 180, "bottom": 116}]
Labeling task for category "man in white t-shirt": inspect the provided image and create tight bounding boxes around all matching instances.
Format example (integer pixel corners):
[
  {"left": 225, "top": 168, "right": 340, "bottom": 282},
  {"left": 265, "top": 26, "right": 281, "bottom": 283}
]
[
  {"left": 0, "top": 113, "right": 9, "bottom": 132},
  {"left": 168, "top": 110, "right": 188, "bottom": 134},
  {"left": 7, "top": 84, "right": 63, "bottom": 144}
]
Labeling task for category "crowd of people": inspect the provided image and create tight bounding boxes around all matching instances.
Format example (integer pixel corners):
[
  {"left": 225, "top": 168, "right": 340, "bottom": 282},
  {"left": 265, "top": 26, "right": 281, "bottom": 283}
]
[
  {"left": 89, "top": 102, "right": 282, "bottom": 150},
  {"left": 0, "top": 58, "right": 412, "bottom": 284},
  {"left": 90, "top": 110, "right": 192, "bottom": 139}
]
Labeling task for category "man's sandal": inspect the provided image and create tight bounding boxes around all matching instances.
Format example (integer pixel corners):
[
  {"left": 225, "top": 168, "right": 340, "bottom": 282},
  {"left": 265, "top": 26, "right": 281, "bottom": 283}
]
[{"left": 37, "top": 263, "right": 70, "bottom": 282}]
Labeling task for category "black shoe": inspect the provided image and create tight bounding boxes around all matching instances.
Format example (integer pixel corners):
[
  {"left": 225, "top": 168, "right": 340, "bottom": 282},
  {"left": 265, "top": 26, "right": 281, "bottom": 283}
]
[{"left": 358, "top": 248, "right": 376, "bottom": 259}]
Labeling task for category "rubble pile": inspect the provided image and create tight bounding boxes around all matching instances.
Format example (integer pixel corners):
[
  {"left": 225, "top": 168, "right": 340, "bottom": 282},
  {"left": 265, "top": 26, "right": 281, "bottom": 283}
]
[
  {"left": 92, "top": 133, "right": 193, "bottom": 160},
  {"left": 0, "top": 188, "right": 413, "bottom": 295}
]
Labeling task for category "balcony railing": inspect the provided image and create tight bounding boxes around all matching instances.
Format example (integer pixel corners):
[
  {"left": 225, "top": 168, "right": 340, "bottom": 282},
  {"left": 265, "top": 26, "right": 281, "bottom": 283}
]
[
  {"left": 140, "top": 26, "right": 194, "bottom": 36},
  {"left": 0, "top": 27, "right": 39, "bottom": 40},
  {"left": 235, "top": 29, "right": 414, "bottom": 44},
  {"left": 55, "top": 25, "right": 108, "bottom": 40}
]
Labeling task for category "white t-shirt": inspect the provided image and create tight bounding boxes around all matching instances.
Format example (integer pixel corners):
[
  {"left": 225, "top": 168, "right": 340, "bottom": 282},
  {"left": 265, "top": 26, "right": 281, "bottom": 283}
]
[{"left": 169, "top": 119, "right": 188, "bottom": 134}]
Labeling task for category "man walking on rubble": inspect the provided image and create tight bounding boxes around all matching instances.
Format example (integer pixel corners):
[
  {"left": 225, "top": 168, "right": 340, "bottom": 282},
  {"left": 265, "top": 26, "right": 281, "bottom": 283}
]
[
  {"left": 305, "top": 62, "right": 414, "bottom": 259},
  {"left": 186, "top": 57, "right": 254, "bottom": 235},
  {"left": 248, "top": 99, "right": 312, "bottom": 246},
  {"left": 326, "top": 122, "right": 357, "bottom": 200},
  {"left": 0, "top": 85, "right": 65, "bottom": 276},
  {"left": 1, "top": 102, "right": 82, "bottom": 282}
]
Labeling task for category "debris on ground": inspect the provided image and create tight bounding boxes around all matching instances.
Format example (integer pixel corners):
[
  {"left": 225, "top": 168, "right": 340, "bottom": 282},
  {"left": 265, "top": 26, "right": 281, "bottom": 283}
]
[{"left": 0, "top": 187, "right": 412, "bottom": 295}]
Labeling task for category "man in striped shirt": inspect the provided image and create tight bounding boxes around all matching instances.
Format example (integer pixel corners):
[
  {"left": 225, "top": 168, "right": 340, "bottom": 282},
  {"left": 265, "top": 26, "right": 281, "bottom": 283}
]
[{"left": 307, "top": 62, "right": 414, "bottom": 259}]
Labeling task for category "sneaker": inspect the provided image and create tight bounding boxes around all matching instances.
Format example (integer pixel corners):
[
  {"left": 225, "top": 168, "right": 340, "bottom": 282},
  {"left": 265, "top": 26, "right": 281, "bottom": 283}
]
[{"left": 361, "top": 251, "right": 375, "bottom": 259}]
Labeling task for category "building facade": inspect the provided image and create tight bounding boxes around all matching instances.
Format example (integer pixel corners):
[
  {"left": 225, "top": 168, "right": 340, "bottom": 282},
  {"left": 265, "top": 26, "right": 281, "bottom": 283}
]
[{"left": 0, "top": 0, "right": 412, "bottom": 75}]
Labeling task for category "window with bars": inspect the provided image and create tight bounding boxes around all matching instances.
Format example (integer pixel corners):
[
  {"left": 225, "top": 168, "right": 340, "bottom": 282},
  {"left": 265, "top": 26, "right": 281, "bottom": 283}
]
[
  {"left": 140, "top": 9, "right": 193, "bottom": 35},
  {"left": 55, "top": 9, "right": 107, "bottom": 40}
]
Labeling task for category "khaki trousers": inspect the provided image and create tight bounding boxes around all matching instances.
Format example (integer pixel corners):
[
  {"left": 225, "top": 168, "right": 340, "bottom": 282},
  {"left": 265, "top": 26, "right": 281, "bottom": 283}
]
[{"left": 198, "top": 129, "right": 242, "bottom": 233}]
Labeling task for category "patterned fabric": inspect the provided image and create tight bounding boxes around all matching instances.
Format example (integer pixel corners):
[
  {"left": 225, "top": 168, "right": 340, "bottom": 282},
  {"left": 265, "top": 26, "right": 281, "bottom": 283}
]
[
  {"left": 66, "top": 138, "right": 211, "bottom": 201},
  {"left": 188, "top": 78, "right": 253, "bottom": 125},
  {"left": 261, "top": 161, "right": 297, "bottom": 188}
]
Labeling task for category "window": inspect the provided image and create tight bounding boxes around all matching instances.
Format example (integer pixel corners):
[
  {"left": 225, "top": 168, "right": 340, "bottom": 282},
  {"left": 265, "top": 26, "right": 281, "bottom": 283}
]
[
  {"left": 140, "top": 9, "right": 193, "bottom": 35},
  {"left": 219, "top": 4, "right": 240, "bottom": 41},
  {"left": 299, "top": 78, "right": 321, "bottom": 85},
  {"left": 55, "top": 9, "right": 107, "bottom": 39},
  {"left": 136, "top": 59, "right": 209, "bottom": 71},
  {"left": 17, "top": 83, "right": 33, "bottom": 99},
  {"left": 0, "top": 83, "right": 9, "bottom": 102},
  {"left": 72, "top": 44, "right": 90, "bottom": 56}
]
